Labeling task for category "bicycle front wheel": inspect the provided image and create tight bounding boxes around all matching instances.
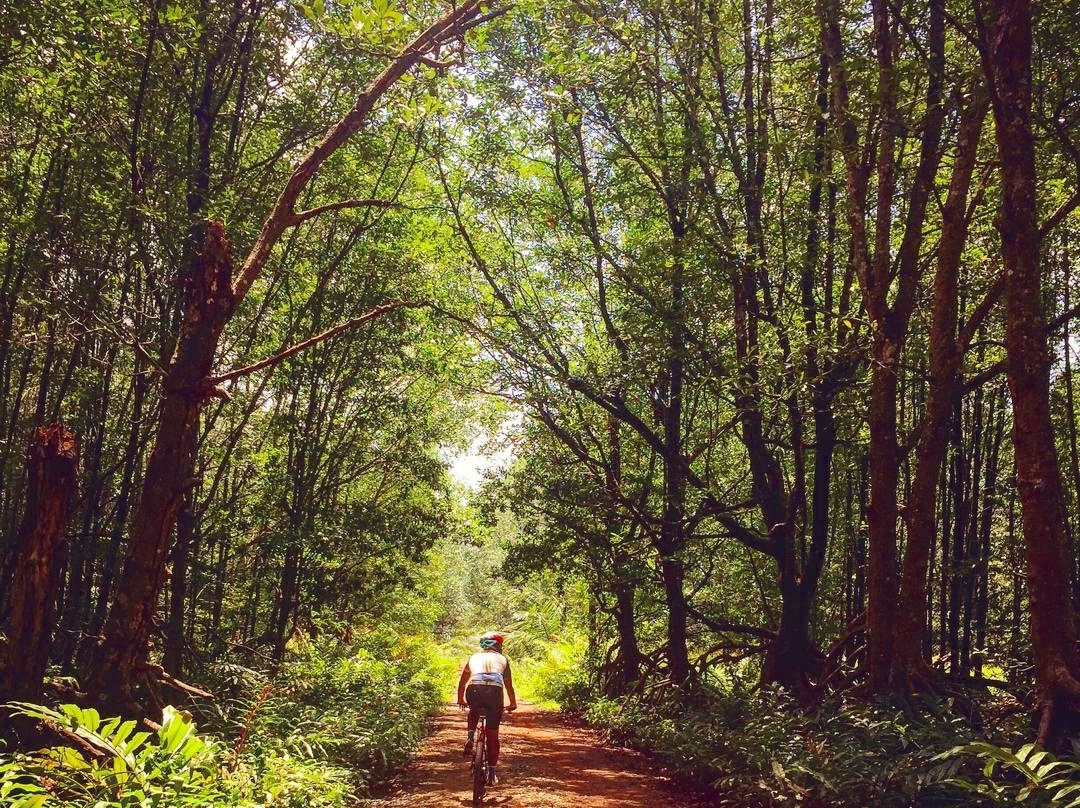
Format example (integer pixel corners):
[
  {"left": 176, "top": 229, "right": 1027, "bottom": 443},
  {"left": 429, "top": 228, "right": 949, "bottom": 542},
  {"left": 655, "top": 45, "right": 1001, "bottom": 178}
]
[{"left": 472, "top": 719, "right": 487, "bottom": 806}]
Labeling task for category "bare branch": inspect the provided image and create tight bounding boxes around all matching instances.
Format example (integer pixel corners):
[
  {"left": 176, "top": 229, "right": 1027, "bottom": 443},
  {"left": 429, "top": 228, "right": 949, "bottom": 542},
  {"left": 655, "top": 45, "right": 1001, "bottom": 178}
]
[
  {"left": 958, "top": 273, "right": 1004, "bottom": 352},
  {"left": 686, "top": 604, "right": 776, "bottom": 640},
  {"left": 1040, "top": 188, "right": 1080, "bottom": 239},
  {"left": 206, "top": 300, "right": 414, "bottom": 387},
  {"left": 419, "top": 56, "right": 459, "bottom": 69},
  {"left": 291, "top": 198, "right": 395, "bottom": 224},
  {"left": 964, "top": 301, "right": 1080, "bottom": 393}
]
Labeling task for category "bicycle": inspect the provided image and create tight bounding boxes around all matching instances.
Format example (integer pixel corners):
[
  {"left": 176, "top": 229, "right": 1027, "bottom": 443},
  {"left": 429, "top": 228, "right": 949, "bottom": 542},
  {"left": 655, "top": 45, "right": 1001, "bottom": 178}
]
[{"left": 471, "top": 707, "right": 489, "bottom": 806}]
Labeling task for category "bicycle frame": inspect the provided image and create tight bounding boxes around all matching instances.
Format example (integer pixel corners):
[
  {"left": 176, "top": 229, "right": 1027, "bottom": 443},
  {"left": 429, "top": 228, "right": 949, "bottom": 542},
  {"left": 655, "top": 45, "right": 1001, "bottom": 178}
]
[{"left": 471, "top": 709, "right": 488, "bottom": 806}]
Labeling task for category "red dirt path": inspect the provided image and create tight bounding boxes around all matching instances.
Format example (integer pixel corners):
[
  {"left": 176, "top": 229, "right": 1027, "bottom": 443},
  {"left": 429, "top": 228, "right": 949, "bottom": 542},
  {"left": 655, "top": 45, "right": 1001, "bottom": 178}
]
[{"left": 369, "top": 703, "right": 717, "bottom": 807}]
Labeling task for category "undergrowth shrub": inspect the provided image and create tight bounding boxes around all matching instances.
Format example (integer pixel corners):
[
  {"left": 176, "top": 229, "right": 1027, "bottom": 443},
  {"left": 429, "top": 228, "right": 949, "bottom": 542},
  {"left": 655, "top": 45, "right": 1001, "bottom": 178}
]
[
  {"left": 0, "top": 703, "right": 237, "bottom": 808},
  {"left": 935, "top": 741, "right": 1080, "bottom": 806},
  {"left": 0, "top": 633, "right": 446, "bottom": 807},
  {"left": 514, "top": 638, "right": 587, "bottom": 708},
  {"left": 579, "top": 683, "right": 1028, "bottom": 807},
  {"left": 242, "top": 635, "right": 445, "bottom": 789}
]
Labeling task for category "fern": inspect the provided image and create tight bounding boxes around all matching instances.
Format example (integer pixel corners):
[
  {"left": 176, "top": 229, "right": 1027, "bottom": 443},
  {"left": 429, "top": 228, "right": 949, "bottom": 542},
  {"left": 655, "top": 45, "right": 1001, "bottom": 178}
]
[
  {"left": 934, "top": 741, "right": 1080, "bottom": 806},
  {"left": 1, "top": 702, "right": 222, "bottom": 807}
]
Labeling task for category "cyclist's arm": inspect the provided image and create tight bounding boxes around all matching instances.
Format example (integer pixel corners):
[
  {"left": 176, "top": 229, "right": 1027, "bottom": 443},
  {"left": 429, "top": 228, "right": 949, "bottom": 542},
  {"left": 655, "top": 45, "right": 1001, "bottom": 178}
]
[
  {"left": 457, "top": 663, "right": 471, "bottom": 706},
  {"left": 504, "top": 662, "right": 518, "bottom": 711}
]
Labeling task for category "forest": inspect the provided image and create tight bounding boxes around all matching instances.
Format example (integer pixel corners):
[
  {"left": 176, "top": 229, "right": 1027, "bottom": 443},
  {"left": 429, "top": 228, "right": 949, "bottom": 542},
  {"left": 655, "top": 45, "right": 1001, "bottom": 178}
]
[{"left": 0, "top": 0, "right": 1078, "bottom": 805}]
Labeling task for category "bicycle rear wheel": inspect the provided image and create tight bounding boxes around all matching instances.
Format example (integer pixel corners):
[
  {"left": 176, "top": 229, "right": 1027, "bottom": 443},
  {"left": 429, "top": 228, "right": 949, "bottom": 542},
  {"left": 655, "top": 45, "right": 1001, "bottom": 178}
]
[{"left": 472, "top": 713, "right": 487, "bottom": 806}]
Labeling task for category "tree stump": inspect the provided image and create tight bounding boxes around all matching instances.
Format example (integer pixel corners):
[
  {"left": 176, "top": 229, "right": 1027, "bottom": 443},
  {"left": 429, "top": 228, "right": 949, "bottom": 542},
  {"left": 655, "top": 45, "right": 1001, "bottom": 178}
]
[{"left": 0, "top": 424, "right": 78, "bottom": 711}]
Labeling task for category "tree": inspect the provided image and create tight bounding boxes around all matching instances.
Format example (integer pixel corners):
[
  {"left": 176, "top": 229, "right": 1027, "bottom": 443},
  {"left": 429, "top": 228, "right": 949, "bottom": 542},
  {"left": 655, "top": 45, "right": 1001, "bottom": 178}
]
[
  {"left": 978, "top": 0, "right": 1080, "bottom": 744},
  {"left": 84, "top": 0, "right": 496, "bottom": 709},
  {"left": 0, "top": 425, "right": 78, "bottom": 711},
  {"left": 891, "top": 93, "right": 990, "bottom": 691}
]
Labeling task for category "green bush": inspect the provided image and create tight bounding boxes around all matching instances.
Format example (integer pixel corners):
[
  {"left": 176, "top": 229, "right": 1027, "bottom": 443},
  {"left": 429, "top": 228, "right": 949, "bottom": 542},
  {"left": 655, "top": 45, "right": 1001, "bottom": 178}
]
[
  {"left": 228, "top": 748, "right": 351, "bottom": 808},
  {"left": 0, "top": 701, "right": 355, "bottom": 808},
  {"left": 0, "top": 703, "right": 229, "bottom": 808},
  {"left": 580, "top": 685, "right": 1002, "bottom": 807},
  {"left": 252, "top": 638, "right": 445, "bottom": 789},
  {"left": 0, "top": 634, "right": 447, "bottom": 807},
  {"left": 514, "top": 638, "right": 588, "bottom": 708}
]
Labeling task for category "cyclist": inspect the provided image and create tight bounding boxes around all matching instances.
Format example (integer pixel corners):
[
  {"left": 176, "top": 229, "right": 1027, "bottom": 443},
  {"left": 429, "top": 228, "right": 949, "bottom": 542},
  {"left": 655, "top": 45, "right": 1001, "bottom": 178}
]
[{"left": 457, "top": 631, "right": 517, "bottom": 786}]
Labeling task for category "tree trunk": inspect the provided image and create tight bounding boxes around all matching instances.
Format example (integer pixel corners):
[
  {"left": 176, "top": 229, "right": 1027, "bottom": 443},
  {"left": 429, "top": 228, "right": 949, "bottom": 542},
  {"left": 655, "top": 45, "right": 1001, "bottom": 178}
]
[
  {"left": 891, "top": 95, "right": 985, "bottom": 690},
  {"left": 843, "top": 471, "right": 856, "bottom": 623},
  {"left": 613, "top": 581, "right": 641, "bottom": 690},
  {"left": 761, "top": 387, "right": 835, "bottom": 697},
  {"left": 91, "top": 354, "right": 146, "bottom": 636},
  {"left": 864, "top": 338, "right": 901, "bottom": 691},
  {"left": 1063, "top": 249, "right": 1080, "bottom": 604},
  {"left": 974, "top": 390, "right": 1006, "bottom": 675},
  {"left": 948, "top": 397, "right": 968, "bottom": 675},
  {"left": 606, "top": 411, "right": 640, "bottom": 691},
  {"left": 85, "top": 223, "right": 235, "bottom": 708},
  {"left": 273, "top": 541, "right": 301, "bottom": 662},
  {"left": 960, "top": 387, "right": 987, "bottom": 677},
  {"left": 661, "top": 224, "right": 690, "bottom": 685},
  {"left": 939, "top": 457, "right": 952, "bottom": 662},
  {"left": 163, "top": 476, "right": 196, "bottom": 677},
  {"left": 761, "top": 580, "right": 814, "bottom": 697},
  {"left": 0, "top": 424, "right": 78, "bottom": 708},
  {"left": 660, "top": 554, "right": 690, "bottom": 684},
  {"left": 210, "top": 533, "right": 231, "bottom": 648},
  {"left": 855, "top": 456, "right": 868, "bottom": 619},
  {"left": 821, "top": 0, "right": 945, "bottom": 694},
  {"left": 761, "top": 49, "right": 837, "bottom": 699},
  {"left": 981, "top": 0, "right": 1080, "bottom": 743},
  {"left": 60, "top": 334, "right": 119, "bottom": 670}
]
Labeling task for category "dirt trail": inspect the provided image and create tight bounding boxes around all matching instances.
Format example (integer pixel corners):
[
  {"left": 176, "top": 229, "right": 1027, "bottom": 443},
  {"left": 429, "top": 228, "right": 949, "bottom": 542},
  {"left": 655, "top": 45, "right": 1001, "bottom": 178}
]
[{"left": 370, "top": 703, "right": 714, "bottom": 807}]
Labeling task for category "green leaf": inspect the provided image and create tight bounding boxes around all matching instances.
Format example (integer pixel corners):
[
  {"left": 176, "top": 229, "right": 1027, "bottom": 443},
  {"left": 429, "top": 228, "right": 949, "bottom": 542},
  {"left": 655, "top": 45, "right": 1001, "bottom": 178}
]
[{"left": 12, "top": 795, "right": 47, "bottom": 808}]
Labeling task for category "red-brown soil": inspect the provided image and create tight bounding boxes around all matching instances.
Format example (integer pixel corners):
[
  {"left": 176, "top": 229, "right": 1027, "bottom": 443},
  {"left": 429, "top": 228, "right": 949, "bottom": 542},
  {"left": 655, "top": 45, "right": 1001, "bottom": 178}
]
[{"left": 369, "top": 703, "right": 717, "bottom": 807}]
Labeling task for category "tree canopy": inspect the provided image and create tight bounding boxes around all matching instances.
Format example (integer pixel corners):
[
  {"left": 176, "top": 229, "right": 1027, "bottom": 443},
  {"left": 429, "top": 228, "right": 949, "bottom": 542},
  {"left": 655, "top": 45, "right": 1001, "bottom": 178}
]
[{"left": 1, "top": 0, "right": 1079, "bottom": 804}]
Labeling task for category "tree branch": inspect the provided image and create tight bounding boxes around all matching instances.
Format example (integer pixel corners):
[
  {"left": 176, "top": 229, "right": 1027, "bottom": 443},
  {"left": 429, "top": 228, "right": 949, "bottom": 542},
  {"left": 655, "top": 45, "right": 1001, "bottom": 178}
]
[
  {"left": 964, "top": 301, "right": 1080, "bottom": 393},
  {"left": 686, "top": 603, "right": 776, "bottom": 640},
  {"left": 206, "top": 300, "right": 414, "bottom": 387},
  {"left": 291, "top": 198, "right": 395, "bottom": 225},
  {"left": 957, "top": 273, "right": 1004, "bottom": 352},
  {"left": 232, "top": 0, "right": 491, "bottom": 303},
  {"left": 1040, "top": 188, "right": 1080, "bottom": 239}
]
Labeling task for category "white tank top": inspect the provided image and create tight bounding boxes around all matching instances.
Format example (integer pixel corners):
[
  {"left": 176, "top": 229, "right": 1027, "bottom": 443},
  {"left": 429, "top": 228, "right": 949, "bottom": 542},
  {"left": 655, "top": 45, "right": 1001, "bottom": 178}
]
[{"left": 468, "top": 651, "right": 508, "bottom": 686}]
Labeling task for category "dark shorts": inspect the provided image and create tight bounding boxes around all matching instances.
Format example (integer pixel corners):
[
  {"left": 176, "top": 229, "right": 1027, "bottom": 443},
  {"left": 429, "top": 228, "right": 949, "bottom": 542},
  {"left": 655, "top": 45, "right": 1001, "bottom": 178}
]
[{"left": 465, "top": 683, "right": 503, "bottom": 729}]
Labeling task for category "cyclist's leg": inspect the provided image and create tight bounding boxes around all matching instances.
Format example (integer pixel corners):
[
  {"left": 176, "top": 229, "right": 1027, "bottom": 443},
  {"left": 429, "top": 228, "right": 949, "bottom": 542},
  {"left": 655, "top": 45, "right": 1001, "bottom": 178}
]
[
  {"left": 488, "top": 726, "right": 501, "bottom": 768},
  {"left": 480, "top": 687, "right": 504, "bottom": 768},
  {"left": 464, "top": 684, "right": 481, "bottom": 756},
  {"left": 465, "top": 684, "right": 482, "bottom": 733}
]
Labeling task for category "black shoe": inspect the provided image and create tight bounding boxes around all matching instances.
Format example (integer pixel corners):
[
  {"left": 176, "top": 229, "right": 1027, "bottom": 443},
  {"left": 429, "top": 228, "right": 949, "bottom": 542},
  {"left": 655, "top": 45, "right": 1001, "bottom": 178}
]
[
  {"left": 487, "top": 767, "right": 498, "bottom": 786},
  {"left": 463, "top": 740, "right": 474, "bottom": 758}
]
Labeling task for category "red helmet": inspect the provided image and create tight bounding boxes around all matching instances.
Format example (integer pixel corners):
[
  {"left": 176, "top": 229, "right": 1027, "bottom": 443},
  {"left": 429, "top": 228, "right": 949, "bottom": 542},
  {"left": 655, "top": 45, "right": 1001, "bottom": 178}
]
[{"left": 480, "top": 631, "right": 505, "bottom": 648}]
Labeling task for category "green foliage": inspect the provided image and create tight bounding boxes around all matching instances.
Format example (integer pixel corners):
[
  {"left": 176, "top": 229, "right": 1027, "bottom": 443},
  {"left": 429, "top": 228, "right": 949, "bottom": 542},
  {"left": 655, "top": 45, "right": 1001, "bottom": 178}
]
[
  {"left": 513, "top": 637, "right": 587, "bottom": 709},
  {"left": 935, "top": 742, "right": 1080, "bottom": 806},
  {"left": 0, "top": 635, "right": 446, "bottom": 807},
  {"left": 1, "top": 703, "right": 227, "bottom": 807},
  {"left": 249, "top": 636, "right": 445, "bottom": 788},
  {"left": 580, "top": 685, "right": 992, "bottom": 807}
]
